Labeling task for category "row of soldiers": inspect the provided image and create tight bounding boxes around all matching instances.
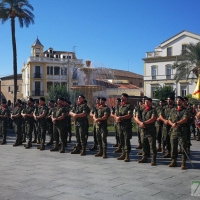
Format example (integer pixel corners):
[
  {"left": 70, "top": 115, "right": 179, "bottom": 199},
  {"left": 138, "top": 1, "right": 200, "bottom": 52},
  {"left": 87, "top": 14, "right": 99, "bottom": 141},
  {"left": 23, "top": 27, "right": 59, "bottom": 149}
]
[{"left": 0, "top": 94, "right": 195, "bottom": 169}]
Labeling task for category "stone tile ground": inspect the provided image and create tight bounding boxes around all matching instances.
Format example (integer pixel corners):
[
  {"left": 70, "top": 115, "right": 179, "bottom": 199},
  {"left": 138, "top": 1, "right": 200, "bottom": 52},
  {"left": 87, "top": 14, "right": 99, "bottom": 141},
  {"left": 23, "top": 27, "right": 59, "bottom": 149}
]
[{"left": 0, "top": 130, "right": 199, "bottom": 200}]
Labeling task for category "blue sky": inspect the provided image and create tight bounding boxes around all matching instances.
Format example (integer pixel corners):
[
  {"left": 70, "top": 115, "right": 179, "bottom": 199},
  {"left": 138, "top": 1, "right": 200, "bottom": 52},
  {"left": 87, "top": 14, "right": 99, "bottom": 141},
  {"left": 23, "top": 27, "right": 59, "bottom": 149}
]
[{"left": 1, "top": 0, "right": 200, "bottom": 77}]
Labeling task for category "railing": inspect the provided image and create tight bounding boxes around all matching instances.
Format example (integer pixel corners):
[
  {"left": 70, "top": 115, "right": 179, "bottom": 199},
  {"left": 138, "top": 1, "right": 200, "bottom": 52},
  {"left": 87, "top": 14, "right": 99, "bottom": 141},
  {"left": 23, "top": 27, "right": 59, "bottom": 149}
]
[
  {"left": 34, "top": 73, "right": 42, "bottom": 78},
  {"left": 152, "top": 76, "right": 156, "bottom": 80},
  {"left": 31, "top": 91, "right": 44, "bottom": 96},
  {"left": 166, "top": 75, "right": 171, "bottom": 79},
  {"left": 146, "top": 51, "right": 162, "bottom": 58}
]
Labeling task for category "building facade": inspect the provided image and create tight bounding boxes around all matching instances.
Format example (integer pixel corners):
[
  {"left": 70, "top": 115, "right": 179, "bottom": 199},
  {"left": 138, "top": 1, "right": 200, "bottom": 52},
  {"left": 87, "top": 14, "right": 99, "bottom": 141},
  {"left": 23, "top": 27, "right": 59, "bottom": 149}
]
[
  {"left": 21, "top": 38, "right": 84, "bottom": 100},
  {"left": 0, "top": 74, "right": 23, "bottom": 103},
  {"left": 143, "top": 30, "right": 200, "bottom": 98}
]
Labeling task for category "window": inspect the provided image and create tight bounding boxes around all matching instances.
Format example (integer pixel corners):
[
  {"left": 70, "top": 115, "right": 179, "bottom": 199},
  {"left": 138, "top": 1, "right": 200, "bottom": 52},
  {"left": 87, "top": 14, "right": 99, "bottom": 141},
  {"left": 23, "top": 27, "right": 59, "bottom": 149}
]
[
  {"left": 72, "top": 67, "right": 78, "bottom": 79},
  {"left": 181, "top": 85, "right": 187, "bottom": 96},
  {"left": 139, "top": 82, "right": 143, "bottom": 87},
  {"left": 47, "top": 66, "right": 50, "bottom": 75},
  {"left": 166, "top": 65, "right": 171, "bottom": 79},
  {"left": 73, "top": 82, "right": 78, "bottom": 86},
  {"left": 67, "top": 56, "right": 71, "bottom": 59},
  {"left": 35, "top": 82, "right": 40, "bottom": 96},
  {"left": 46, "top": 54, "right": 49, "bottom": 57},
  {"left": 8, "top": 86, "right": 11, "bottom": 92},
  {"left": 54, "top": 67, "right": 60, "bottom": 75},
  {"left": 61, "top": 68, "right": 67, "bottom": 75},
  {"left": 47, "top": 82, "right": 53, "bottom": 91},
  {"left": 181, "top": 66, "right": 187, "bottom": 79},
  {"left": 17, "top": 86, "right": 19, "bottom": 91},
  {"left": 182, "top": 44, "right": 187, "bottom": 54},
  {"left": 54, "top": 82, "right": 60, "bottom": 87},
  {"left": 63, "top": 56, "right": 66, "bottom": 59},
  {"left": 50, "top": 66, "right": 53, "bottom": 75},
  {"left": 151, "top": 86, "right": 157, "bottom": 98},
  {"left": 167, "top": 47, "right": 172, "bottom": 56},
  {"left": 151, "top": 66, "right": 157, "bottom": 79}
]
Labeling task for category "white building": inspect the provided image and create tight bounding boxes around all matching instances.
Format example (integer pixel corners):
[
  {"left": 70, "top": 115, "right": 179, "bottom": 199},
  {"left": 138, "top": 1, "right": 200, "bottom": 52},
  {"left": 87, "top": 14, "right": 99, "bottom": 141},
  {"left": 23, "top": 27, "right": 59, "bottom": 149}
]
[
  {"left": 143, "top": 30, "right": 200, "bottom": 98},
  {"left": 21, "top": 38, "right": 84, "bottom": 100}
]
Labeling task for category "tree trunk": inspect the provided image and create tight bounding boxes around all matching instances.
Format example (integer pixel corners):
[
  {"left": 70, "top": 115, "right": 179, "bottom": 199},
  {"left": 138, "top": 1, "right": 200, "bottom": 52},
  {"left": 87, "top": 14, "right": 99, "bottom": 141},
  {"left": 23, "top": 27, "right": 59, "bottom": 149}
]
[{"left": 11, "top": 17, "right": 17, "bottom": 104}]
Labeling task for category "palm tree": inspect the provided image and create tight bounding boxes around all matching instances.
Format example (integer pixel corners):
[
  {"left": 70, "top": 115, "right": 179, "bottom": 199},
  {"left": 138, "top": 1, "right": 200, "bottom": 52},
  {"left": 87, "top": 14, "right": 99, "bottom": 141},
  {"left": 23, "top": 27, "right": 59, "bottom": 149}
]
[
  {"left": 0, "top": 0, "right": 34, "bottom": 103},
  {"left": 173, "top": 42, "right": 200, "bottom": 83}
]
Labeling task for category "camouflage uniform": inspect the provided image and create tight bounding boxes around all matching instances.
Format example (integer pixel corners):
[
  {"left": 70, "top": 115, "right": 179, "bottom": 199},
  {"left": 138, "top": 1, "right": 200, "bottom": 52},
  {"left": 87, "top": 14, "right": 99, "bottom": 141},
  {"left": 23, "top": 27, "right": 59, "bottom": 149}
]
[
  {"left": 53, "top": 105, "right": 68, "bottom": 148},
  {"left": 34, "top": 105, "right": 48, "bottom": 149},
  {"left": 71, "top": 103, "right": 88, "bottom": 152},
  {"left": 46, "top": 106, "right": 55, "bottom": 145},
  {"left": 168, "top": 107, "right": 188, "bottom": 161},
  {"left": 33, "top": 105, "right": 39, "bottom": 143},
  {"left": 116, "top": 102, "right": 133, "bottom": 155},
  {"left": 139, "top": 107, "right": 157, "bottom": 159},
  {"left": 95, "top": 105, "right": 110, "bottom": 154},
  {"left": 22, "top": 105, "right": 35, "bottom": 148},
  {"left": 161, "top": 104, "right": 176, "bottom": 156},
  {"left": 0, "top": 106, "right": 9, "bottom": 144},
  {"left": 12, "top": 106, "right": 22, "bottom": 145}
]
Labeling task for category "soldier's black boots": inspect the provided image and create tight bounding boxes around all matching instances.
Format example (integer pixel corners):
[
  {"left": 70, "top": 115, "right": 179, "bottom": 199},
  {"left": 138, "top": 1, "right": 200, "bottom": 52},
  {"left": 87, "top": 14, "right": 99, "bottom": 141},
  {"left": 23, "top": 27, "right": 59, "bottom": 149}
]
[
  {"left": 113, "top": 145, "right": 122, "bottom": 153},
  {"left": 178, "top": 147, "right": 182, "bottom": 154},
  {"left": 117, "top": 151, "right": 125, "bottom": 160},
  {"left": 94, "top": 149, "right": 103, "bottom": 157},
  {"left": 151, "top": 155, "right": 156, "bottom": 166},
  {"left": 71, "top": 147, "right": 80, "bottom": 154},
  {"left": 89, "top": 144, "right": 98, "bottom": 151},
  {"left": 46, "top": 140, "right": 53, "bottom": 146},
  {"left": 80, "top": 147, "right": 86, "bottom": 156},
  {"left": 168, "top": 159, "right": 177, "bottom": 167},
  {"left": 50, "top": 143, "right": 59, "bottom": 152},
  {"left": 163, "top": 151, "right": 171, "bottom": 158},
  {"left": 0, "top": 139, "right": 7, "bottom": 145},
  {"left": 59, "top": 143, "right": 65, "bottom": 153},
  {"left": 157, "top": 144, "right": 162, "bottom": 152},
  {"left": 25, "top": 142, "right": 32, "bottom": 149},
  {"left": 135, "top": 143, "right": 142, "bottom": 149},
  {"left": 40, "top": 143, "right": 45, "bottom": 151},
  {"left": 102, "top": 149, "right": 107, "bottom": 159},
  {"left": 13, "top": 140, "right": 20, "bottom": 146},
  {"left": 181, "top": 159, "right": 187, "bottom": 170},
  {"left": 138, "top": 156, "right": 148, "bottom": 163},
  {"left": 161, "top": 145, "right": 165, "bottom": 153},
  {"left": 112, "top": 141, "right": 118, "bottom": 147},
  {"left": 124, "top": 152, "right": 130, "bottom": 162}
]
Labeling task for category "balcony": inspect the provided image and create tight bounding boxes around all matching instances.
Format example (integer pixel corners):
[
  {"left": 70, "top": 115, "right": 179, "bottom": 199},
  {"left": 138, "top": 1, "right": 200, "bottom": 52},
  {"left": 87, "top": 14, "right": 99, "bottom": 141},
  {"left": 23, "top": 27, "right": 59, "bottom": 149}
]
[
  {"left": 34, "top": 73, "right": 42, "bottom": 78},
  {"left": 166, "top": 75, "right": 171, "bottom": 79},
  {"left": 152, "top": 76, "right": 156, "bottom": 80},
  {"left": 146, "top": 51, "right": 162, "bottom": 58},
  {"left": 31, "top": 91, "right": 44, "bottom": 96}
]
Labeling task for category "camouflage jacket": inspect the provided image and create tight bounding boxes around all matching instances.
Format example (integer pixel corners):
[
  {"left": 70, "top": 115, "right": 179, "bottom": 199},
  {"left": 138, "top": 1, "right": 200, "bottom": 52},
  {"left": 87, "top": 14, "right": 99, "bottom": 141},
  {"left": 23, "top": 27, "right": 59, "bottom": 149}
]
[{"left": 141, "top": 107, "right": 157, "bottom": 130}]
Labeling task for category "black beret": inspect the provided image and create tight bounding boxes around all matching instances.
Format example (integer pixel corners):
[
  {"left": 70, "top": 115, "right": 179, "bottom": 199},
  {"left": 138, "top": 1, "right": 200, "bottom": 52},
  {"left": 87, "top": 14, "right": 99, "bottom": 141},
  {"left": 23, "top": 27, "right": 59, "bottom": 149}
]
[
  {"left": 58, "top": 97, "right": 64, "bottom": 101},
  {"left": 101, "top": 97, "right": 107, "bottom": 101},
  {"left": 167, "top": 95, "right": 175, "bottom": 101},
  {"left": 83, "top": 99, "right": 87, "bottom": 104},
  {"left": 116, "top": 98, "right": 121, "bottom": 102},
  {"left": 146, "top": 97, "right": 152, "bottom": 102},
  {"left": 49, "top": 100, "right": 55, "bottom": 103},
  {"left": 66, "top": 100, "right": 71, "bottom": 105},
  {"left": 17, "top": 99, "right": 22, "bottom": 104},
  {"left": 122, "top": 93, "right": 129, "bottom": 97},
  {"left": 39, "top": 97, "right": 45, "bottom": 102},
  {"left": 97, "top": 97, "right": 100, "bottom": 100},
  {"left": 183, "top": 97, "right": 188, "bottom": 101},
  {"left": 29, "top": 98, "right": 34, "bottom": 102},
  {"left": 79, "top": 95, "right": 85, "bottom": 99},
  {"left": 177, "top": 96, "right": 184, "bottom": 101},
  {"left": 1, "top": 99, "right": 7, "bottom": 104}
]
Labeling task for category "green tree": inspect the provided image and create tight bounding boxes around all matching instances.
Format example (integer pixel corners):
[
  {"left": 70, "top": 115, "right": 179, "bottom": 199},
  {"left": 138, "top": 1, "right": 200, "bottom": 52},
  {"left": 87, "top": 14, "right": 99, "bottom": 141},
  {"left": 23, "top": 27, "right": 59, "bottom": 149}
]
[
  {"left": 154, "top": 86, "right": 175, "bottom": 100},
  {"left": 173, "top": 42, "right": 200, "bottom": 83},
  {"left": 0, "top": 0, "right": 34, "bottom": 103},
  {"left": 46, "top": 84, "right": 81, "bottom": 104}
]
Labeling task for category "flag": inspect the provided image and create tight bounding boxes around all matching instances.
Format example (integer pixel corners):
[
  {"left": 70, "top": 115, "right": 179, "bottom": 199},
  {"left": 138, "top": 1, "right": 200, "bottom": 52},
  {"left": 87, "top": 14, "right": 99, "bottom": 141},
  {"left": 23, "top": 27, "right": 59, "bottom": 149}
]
[{"left": 192, "top": 75, "right": 200, "bottom": 100}]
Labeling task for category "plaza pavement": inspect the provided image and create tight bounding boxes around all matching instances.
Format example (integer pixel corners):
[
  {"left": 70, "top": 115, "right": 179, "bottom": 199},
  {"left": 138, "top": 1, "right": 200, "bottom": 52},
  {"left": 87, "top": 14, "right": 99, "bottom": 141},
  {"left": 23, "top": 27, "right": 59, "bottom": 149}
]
[{"left": 0, "top": 130, "right": 199, "bottom": 200}]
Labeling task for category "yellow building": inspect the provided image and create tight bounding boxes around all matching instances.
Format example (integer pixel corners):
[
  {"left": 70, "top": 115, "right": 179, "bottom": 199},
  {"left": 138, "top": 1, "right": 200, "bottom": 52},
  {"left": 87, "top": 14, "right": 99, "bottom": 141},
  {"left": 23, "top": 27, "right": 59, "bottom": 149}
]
[{"left": 21, "top": 38, "right": 84, "bottom": 100}]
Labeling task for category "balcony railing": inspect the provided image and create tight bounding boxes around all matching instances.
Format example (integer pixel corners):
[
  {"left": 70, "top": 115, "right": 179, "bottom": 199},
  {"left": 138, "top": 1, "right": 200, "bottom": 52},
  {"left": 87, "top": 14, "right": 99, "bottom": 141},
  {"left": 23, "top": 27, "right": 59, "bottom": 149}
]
[
  {"left": 31, "top": 91, "right": 44, "bottom": 96},
  {"left": 152, "top": 76, "right": 156, "bottom": 80},
  {"left": 146, "top": 51, "right": 162, "bottom": 58},
  {"left": 34, "top": 73, "right": 42, "bottom": 78},
  {"left": 166, "top": 75, "right": 171, "bottom": 79}
]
